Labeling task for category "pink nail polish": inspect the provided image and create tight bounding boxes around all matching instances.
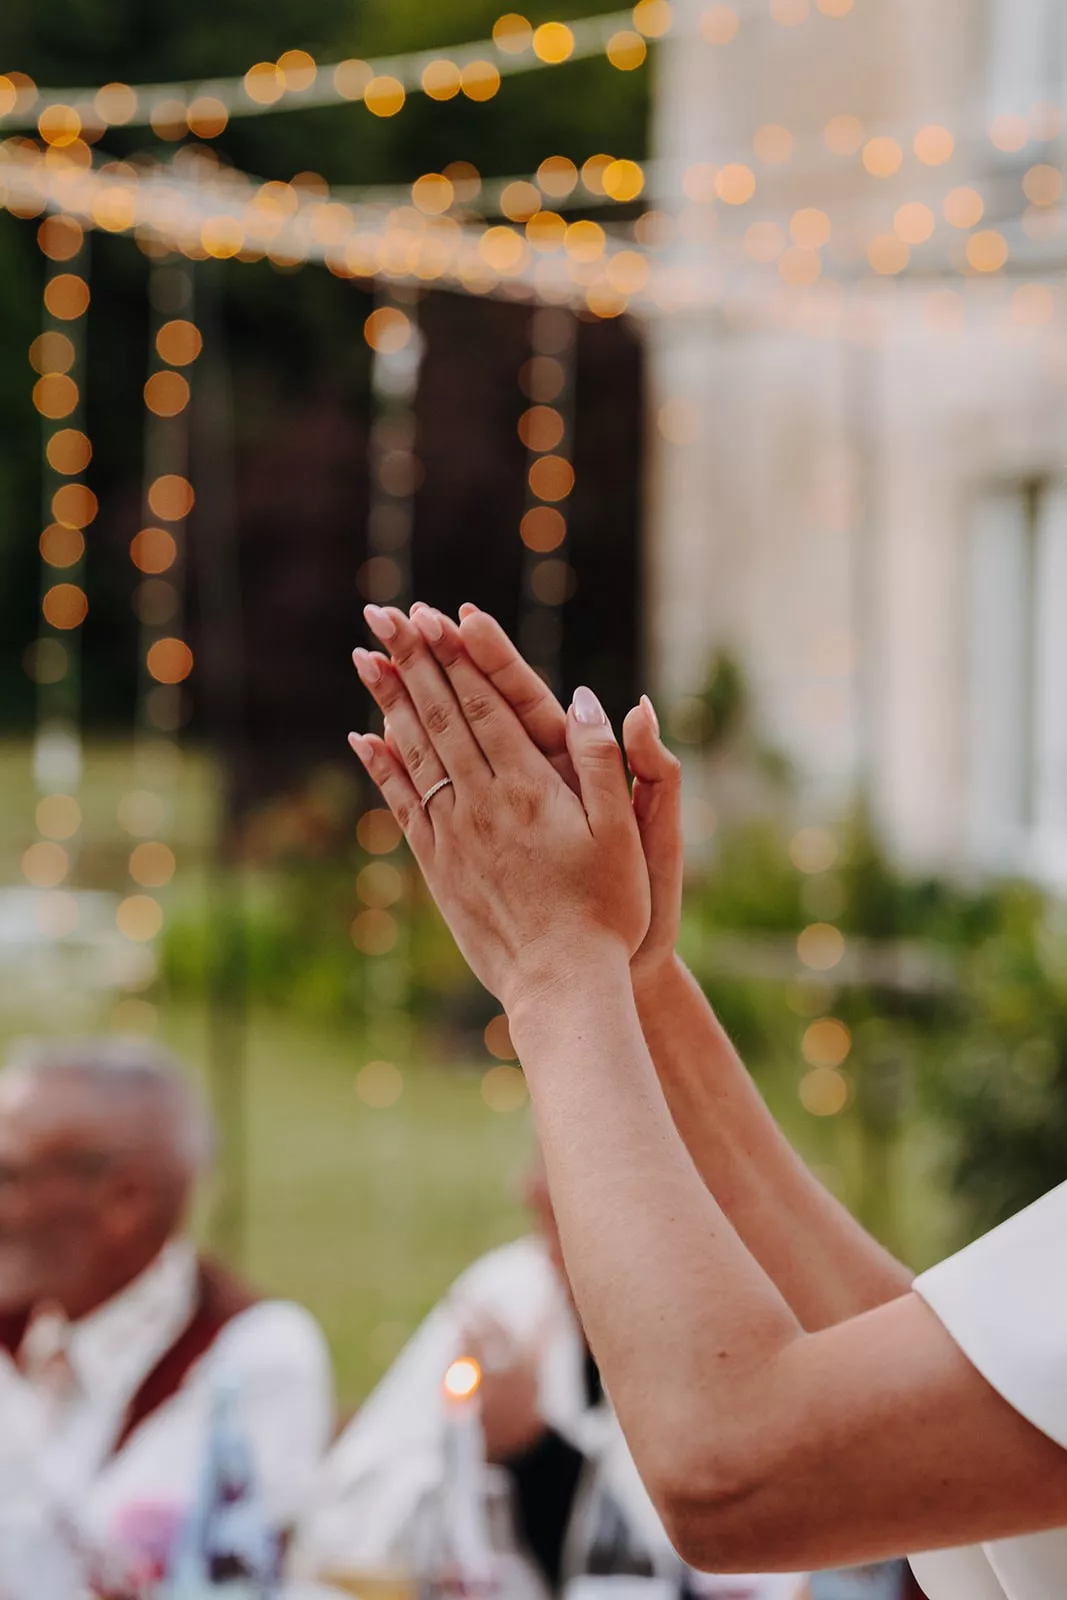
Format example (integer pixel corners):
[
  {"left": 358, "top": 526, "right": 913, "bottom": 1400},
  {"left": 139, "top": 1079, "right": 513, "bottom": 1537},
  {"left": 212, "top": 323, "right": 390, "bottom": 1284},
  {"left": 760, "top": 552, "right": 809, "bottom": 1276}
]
[
  {"left": 365, "top": 605, "right": 397, "bottom": 641},
  {"left": 641, "top": 694, "right": 660, "bottom": 736},
  {"left": 572, "top": 686, "right": 607, "bottom": 726},
  {"left": 413, "top": 607, "right": 444, "bottom": 643},
  {"left": 354, "top": 648, "right": 382, "bottom": 686}
]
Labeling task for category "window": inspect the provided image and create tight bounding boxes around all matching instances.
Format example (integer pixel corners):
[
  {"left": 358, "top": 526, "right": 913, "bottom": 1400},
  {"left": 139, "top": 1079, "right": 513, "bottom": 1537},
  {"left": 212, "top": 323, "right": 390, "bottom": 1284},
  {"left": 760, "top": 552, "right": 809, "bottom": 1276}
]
[
  {"left": 986, "top": 0, "right": 1063, "bottom": 121},
  {"left": 969, "top": 480, "right": 1067, "bottom": 879}
]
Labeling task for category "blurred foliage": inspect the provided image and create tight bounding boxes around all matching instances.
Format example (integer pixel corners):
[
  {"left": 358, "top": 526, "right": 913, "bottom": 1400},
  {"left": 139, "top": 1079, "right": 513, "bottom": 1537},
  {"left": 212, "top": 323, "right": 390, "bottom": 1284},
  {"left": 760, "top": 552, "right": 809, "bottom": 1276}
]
[{"left": 159, "top": 762, "right": 1067, "bottom": 1253}]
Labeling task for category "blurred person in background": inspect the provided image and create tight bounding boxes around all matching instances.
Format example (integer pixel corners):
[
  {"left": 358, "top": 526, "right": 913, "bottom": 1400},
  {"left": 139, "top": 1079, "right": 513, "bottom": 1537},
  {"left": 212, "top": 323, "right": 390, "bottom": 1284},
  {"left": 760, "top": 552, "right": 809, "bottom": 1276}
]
[
  {"left": 303, "top": 1148, "right": 803, "bottom": 1600},
  {"left": 0, "top": 1036, "right": 332, "bottom": 1588}
]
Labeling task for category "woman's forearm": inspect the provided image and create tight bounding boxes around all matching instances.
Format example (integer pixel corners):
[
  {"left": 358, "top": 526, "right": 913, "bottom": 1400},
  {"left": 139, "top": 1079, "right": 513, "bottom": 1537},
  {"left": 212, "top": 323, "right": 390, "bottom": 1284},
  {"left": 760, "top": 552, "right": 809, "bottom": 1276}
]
[
  {"left": 508, "top": 948, "right": 803, "bottom": 1514},
  {"left": 632, "top": 955, "right": 912, "bottom": 1330},
  {"left": 509, "top": 952, "right": 1067, "bottom": 1573}
]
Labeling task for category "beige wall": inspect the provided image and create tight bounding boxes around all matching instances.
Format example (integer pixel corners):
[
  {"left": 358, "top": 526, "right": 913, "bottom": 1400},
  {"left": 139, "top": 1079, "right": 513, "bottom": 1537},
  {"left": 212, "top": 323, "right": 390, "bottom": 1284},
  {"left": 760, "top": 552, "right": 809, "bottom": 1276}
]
[{"left": 646, "top": 0, "right": 1067, "bottom": 877}]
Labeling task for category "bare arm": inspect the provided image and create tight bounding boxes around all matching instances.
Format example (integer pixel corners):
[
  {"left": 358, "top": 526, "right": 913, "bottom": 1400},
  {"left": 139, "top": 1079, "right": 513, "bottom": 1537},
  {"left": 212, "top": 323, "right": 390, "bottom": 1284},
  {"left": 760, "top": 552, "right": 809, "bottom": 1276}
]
[
  {"left": 351, "top": 611, "right": 1067, "bottom": 1573},
  {"left": 509, "top": 954, "right": 1067, "bottom": 1573},
  {"left": 455, "top": 607, "right": 911, "bottom": 1329},
  {"left": 632, "top": 955, "right": 912, "bottom": 1329}
]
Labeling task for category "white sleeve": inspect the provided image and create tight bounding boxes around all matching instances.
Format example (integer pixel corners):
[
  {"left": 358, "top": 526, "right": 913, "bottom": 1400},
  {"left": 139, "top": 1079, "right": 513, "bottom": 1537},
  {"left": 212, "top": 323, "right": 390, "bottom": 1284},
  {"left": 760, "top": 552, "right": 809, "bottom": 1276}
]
[
  {"left": 912, "top": 1181, "right": 1067, "bottom": 1451},
  {"left": 906, "top": 1182, "right": 1067, "bottom": 1600}
]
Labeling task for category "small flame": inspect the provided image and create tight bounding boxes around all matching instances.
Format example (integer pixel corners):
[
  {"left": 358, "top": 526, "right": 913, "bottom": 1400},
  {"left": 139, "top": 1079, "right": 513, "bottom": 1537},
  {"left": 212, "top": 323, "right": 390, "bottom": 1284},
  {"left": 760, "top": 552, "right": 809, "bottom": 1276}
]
[{"left": 443, "top": 1356, "right": 482, "bottom": 1401}]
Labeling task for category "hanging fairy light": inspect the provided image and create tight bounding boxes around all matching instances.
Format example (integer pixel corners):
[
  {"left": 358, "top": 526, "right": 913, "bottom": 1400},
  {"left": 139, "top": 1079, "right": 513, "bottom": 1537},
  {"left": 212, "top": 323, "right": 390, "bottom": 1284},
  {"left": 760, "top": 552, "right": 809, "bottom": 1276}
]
[
  {"left": 517, "top": 305, "right": 578, "bottom": 692},
  {"left": 26, "top": 214, "right": 92, "bottom": 938},
  {"left": 114, "top": 255, "right": 198, "bottom": 1019},
  {"left": 353, "top": 287, "right": 425, "bottom": 1068}
]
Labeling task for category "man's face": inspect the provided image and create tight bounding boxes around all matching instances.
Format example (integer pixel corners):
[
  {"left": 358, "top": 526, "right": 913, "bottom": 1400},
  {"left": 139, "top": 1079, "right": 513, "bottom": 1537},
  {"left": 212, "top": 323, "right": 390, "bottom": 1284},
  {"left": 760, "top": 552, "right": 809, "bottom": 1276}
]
[{"left": 0, "top": 1070, "right": 115, "bottom": 1313}]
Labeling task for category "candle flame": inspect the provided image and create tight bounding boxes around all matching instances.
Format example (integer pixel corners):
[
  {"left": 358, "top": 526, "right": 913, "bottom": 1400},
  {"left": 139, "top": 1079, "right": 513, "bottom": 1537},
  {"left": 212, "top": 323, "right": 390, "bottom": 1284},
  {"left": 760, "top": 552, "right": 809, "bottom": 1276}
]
[{"left": 443, "top": 1355, "right": 482, "bottom": 1400}]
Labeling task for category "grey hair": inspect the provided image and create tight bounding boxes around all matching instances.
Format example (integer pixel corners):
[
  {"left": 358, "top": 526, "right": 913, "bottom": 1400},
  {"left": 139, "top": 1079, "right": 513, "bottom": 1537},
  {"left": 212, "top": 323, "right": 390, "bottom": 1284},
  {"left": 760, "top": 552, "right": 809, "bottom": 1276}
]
[{"left": 3, "top": 1035, "right": 214, "bottom": 1175}]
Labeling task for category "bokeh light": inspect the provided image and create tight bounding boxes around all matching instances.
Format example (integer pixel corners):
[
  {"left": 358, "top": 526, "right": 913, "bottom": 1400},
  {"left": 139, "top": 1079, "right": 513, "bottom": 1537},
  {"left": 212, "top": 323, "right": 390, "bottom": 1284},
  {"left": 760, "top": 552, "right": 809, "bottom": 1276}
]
[
  {"left": 23, "top": 841, "right": 69, "bottom": 887},
  {"left": 36, "top": 794, "right": 81, "bottom": 840},
  {"left": 147, "top": 638, "right": 194, "bottom": 684},
  {"left": 520, "top": 506, "right": 566, "bottom": 552},
  {"left": 789, "top": 826, "right": 838, "bottom": 873},
  {"left": 37, "top": 216, "right": 84, "bottom": 261},
  {"left": 147, "top": 475, "right": 195, "bottom": 521},
  {"left": 46, "top": 428, "right": 92, "bottom": 474},
  {"left": 700, "top": 4, "right": 739, "bottom": 45},
  {"left": 482, "top": 1065, "right": 528, "bottom": 1112},
  {"left": 802, "top": 1017, "right": 852, "bottom": 1068},
  {"left": 493, "top": 13, "right": 533, "bottom": 52},
  {"left": 484, "top": 1014, "right": 516, "bottom": 1060},
  {"left": 131, "top": 526, "right": 178, "bottom": 574},
  {"left": 797, "top": 922, "right": 846, "bottom": 970},
  {"left": 42, "top": 583, "right": 88, "bottom": 630},
  {"left": 532, "top": 22, "right": 575, "bottom": 62},
  {"left": 129, "top": 841, "right": 176, "bottom": 887},
  {"left": 156, "top": 319, "right": 203, "bottom": 365},
  {"left": 39, "top": 524, "right": 85, "bottom": 568},
  {"left": 357, "top": 808, "right": 403, "bottom": 854},
  {"left": 528, "top": 455, "right": 575, "bottom": 501},
  {"left": 799, "top": 1066, "right": 849, "bottom": 1116},
  {"left": 144, "top": 371, "right": 191, "bottom": 416},
  {"left": 117, "top": 894, "right": 164, "bottom": 941},
  {"left": 351, "top": 908, "right": 398, "bottom": 954},
  {"left": 356, "top": 1060, "right": 404, "bottom": 1108},
  {"left": 357, "top": 861, "right": 404, "bottom": 908},
  {"left": 364, "top": 307, "right": 412, "bottom": 353}
]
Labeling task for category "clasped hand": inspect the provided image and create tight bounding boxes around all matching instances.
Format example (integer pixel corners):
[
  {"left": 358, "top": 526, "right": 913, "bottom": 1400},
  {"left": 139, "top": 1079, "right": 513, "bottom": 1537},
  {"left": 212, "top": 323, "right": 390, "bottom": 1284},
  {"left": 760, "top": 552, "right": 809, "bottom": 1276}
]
[{"left": 347, "top": 603, "right": 681, "bottom": 1015}]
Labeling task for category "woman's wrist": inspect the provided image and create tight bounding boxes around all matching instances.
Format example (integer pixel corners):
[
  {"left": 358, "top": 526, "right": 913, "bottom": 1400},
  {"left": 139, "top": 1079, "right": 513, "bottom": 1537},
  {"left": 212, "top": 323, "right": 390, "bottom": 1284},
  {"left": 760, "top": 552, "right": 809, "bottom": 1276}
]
[
  {"left": 631, "top": 948, "right": 686, "bottom": 1015},
  {"left": 507, "top": 936, "right": 635, "bottom": 1051}
]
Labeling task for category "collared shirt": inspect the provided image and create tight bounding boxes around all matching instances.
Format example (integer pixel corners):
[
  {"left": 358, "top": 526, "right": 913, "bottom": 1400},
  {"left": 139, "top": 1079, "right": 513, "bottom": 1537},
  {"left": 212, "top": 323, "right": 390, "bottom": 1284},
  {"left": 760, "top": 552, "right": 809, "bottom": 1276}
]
[{"left": 0, "top": 1238, "right": 333, "bottom": 1578}]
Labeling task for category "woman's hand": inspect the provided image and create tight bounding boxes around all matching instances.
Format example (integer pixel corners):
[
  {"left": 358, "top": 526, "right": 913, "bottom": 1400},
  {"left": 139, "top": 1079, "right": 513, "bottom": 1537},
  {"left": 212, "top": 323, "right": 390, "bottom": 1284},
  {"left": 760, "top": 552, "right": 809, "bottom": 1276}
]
[
  {"left": 451, "top": 605, "right": 683, "bottom": 990},
  {"left": 347, "top": 605, "right": 651, "bottom": 1013}
]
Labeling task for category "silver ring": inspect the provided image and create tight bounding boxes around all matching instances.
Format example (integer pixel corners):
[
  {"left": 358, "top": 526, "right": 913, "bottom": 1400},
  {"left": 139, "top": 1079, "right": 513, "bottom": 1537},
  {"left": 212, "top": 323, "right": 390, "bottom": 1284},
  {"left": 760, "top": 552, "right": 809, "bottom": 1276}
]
[{"left": 420, "top": 777, "right": 454, "bottom": 811}]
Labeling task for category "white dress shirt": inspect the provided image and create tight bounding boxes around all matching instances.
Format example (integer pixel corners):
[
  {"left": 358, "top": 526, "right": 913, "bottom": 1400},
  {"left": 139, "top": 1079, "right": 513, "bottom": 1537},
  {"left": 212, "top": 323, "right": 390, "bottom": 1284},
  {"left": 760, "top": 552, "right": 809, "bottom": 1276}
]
[
  {"left": 908, "top": 1181, "right": 1067, "bottom": 1600},
  {"left": 0, "top": 1238, "right": 333, "bottom": 1582},
  {"left": 298, "top": 1235, "right": 804, "bottom": 1600}
]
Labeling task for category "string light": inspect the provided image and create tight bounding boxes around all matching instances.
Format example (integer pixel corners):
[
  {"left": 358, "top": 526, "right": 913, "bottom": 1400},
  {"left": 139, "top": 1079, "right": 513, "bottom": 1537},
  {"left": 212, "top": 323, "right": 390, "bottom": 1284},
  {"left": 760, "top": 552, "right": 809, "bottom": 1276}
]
[
  {"left": 26, "top": 217, "right": 92, "bottom": 921},
  {"left": 0, "top": 9, "right": 663, "bottom": 136},
  {"left": 518, "top": 306, "right": 578, "bottom": 690}
]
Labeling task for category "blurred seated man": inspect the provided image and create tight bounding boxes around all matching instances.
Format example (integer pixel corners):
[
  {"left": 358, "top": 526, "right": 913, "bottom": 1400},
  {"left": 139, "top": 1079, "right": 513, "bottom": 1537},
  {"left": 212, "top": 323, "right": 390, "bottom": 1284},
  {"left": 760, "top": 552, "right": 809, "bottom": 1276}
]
[
  {"left": 301, "top": 1157, "right": 804, "bottom": 1599},
  {"left": 0, "top": 1036, "right": 332, "bottom": 1589}
]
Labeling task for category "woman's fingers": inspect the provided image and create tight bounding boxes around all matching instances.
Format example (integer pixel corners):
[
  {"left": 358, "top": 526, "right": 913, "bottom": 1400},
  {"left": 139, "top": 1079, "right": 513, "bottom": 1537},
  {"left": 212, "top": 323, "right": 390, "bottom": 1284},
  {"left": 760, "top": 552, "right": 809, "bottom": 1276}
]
[
  {"left": 347, "top": 731, "right": 434, "bottom": 862},
  {"left": 352, "top": 648, "right": 450, "bottom": 806},
  {"left": 565, "top": 686, "right": 638, "bottom": 839},
  {"left": 364, "top": 605, "right": 490, "bottom": 785},
  {"left": 455, "top": 606, "right": 571, "bottom": 771},
  {"left": 622, "top": 697, "right": 683, "bottom": 952},
  {"left": 623, "top": 696, "right": 682, "bottom": 828},
  {"left": 408, "top": 606, "right": 551, "bottom": 778}
]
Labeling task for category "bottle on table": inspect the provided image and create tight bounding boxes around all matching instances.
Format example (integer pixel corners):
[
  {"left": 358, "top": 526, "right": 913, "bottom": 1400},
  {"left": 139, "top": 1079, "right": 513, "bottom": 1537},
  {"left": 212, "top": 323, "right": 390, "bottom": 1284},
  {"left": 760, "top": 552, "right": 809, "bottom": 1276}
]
[
  {"left": 413, "top": 1356, "right": 503, "bottom": 1600},
  {"left": 166, "top": 1371, "right": 280, "bottom": 1600}
]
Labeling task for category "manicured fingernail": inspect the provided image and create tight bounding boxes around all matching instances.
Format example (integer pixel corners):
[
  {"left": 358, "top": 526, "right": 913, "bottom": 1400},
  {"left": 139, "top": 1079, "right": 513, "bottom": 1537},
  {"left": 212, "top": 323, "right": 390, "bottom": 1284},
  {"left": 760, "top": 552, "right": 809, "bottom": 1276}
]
[
  {"left": 458, "top": 602, "right": 479, "bottom": 620},
  {"left": 412, "top": 607, "right": 444, "bottom": 643},
  {"left": 641, "top": 694, "right": 660, "bottom": 736},
  {"left": 572, "top": 686, "right": 607, "bottom": 726},
  {"left": 353, "top": 648, "right": 382, "bottom": 686},
  {"left": 348, "top": 733, "right": 372, "bottom": 763},
  {"left": 364, "top": 604, "right": 396, "bottom": 641}
]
